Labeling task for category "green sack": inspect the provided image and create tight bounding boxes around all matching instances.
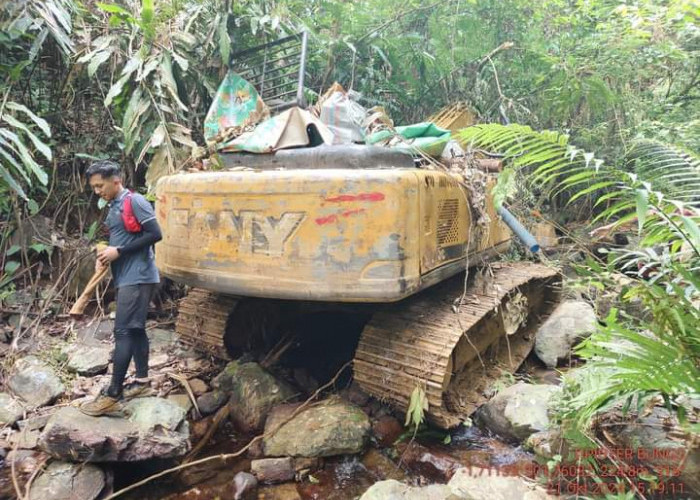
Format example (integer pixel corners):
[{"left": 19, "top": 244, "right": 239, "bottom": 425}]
[{"left": 366, "top": 122, "right": 451, "bottom": 157}]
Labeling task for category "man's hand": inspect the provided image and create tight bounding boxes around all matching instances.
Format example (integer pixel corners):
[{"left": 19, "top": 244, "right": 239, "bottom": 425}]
[{"left": 96, "top": 246, "right": 120, "bottom": 267}]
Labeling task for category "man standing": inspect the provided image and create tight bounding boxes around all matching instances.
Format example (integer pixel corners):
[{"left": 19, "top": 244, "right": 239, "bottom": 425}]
[{"left": 80, "top": 160, "right": 162, "bottom": 416}]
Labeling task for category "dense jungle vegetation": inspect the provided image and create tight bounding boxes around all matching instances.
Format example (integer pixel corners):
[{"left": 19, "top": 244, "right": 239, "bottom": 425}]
[{"left": 1, "top": 0, "right": 698, "bottom": 475}]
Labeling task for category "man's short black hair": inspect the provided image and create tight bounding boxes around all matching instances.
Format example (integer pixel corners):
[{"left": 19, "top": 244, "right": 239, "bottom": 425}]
[{"left": 86, "top": 160, "right": 121, "bottom": 179}]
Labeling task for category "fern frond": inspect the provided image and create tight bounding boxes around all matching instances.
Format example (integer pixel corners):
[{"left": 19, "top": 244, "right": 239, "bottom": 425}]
[
  {"left": 626, "top": 141, "right": 700, "bottom": 208},
  {"left": 562, "top": 293, "right": 700, "bottom": 430},
  {"left": 0, "top": 101, "right": 51, "bottom": 199},
  {"left": 460, "top": 123, "right": 612, "bottom": 203},
  {"left": 460, "top": 124, "right": 700, "bottom": 259}
]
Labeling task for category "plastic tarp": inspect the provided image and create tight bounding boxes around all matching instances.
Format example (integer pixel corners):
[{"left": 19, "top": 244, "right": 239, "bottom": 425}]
[
  {"left": 203, "top": 71, "right": 270, "bottom": 142},
  {"left": 220, "top": 106, "right": 335, "bottom": 153},
  {"left": 366, "top": 122, "right": 451, "bottom": 157}
]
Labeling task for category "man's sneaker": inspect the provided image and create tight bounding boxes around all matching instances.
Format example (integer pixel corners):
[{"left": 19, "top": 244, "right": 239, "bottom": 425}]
[
  {"left": 79, "top": 392, "right": 125, "bottom": 417},
  {"left": 122, "top": 381, "right": 155, "bottom": 400}
]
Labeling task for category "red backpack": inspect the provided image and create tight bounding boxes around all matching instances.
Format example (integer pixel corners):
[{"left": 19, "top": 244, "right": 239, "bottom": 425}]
[{"left": 122, "top": 191, "right": 142, "bottom": 233}]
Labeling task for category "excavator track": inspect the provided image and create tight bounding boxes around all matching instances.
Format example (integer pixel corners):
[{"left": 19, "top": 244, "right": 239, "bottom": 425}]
[
  {"left": 177, "top": 263, "right": 560, "bottom": 429},
  {"left": 175, "top": 288, "right": 239, "bottom": 358},
  {"left": 176, "top": 289, "right": 284, "bottom": 358},
  {"left": 354, "top": 261, "right": 560, "bottom": 428}
]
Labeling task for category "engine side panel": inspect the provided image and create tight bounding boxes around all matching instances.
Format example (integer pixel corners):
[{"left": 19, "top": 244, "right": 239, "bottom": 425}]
[{"left": 416, "top": 170, "right": 511, "bottom": 276}]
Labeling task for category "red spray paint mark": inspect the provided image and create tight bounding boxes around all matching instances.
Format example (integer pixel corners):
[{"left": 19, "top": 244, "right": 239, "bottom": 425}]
[
  {"left": 341, "top": 208, "right": 366, "bottom": 217},
  {"left": 315, "top": 214, "right": 339, "bottom": 225},
  {"left": 315, "top": 208, "right": 366, "bottom": 225},
  {"left": 325, "top": 192, "right": 385, "bottom": 203}
]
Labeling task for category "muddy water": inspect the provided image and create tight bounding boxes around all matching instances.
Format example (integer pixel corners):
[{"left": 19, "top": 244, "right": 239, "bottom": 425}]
[
  {"left": 0, "top": 365, "right": 556, "bottom": 500},
  {"left": 0, "top": 405, "right": 542, "bottom": 500},
  {"left": 115, "top": 421, "right": 538, "bottom": 500}
]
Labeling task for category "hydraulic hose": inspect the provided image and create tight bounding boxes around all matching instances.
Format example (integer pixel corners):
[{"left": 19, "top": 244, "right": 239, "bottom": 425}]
[{"left": 496, "top": 205, "right": 540, "bottom": 253}]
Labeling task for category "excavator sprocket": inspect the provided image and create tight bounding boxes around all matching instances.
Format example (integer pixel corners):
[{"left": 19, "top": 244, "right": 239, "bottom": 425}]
[{"left": 353, "top": 261, "right": 560, "bottom": 428}]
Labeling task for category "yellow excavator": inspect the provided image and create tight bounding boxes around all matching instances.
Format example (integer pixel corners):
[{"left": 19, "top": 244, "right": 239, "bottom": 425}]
[
  {"left": 154, "top": 36, "right": 560, "bottom": 428},
  {"left": 154, "top": 144, "right": 560, "bottom": 428}
]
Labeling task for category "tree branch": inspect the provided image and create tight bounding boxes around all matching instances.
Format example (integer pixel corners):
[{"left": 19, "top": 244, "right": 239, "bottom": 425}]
[{"left": 355, "top": 0, "right": 447, "bottom": 44}]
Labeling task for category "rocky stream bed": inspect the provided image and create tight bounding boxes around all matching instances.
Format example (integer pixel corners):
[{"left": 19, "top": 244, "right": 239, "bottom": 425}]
[{"left": 1, "top": 297, "right": 698, "bottom": 500}]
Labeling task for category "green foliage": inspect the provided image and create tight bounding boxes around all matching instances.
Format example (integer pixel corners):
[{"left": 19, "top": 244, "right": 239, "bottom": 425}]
[
  {"left": 626, "top": 141, "right": 700, "bottom": 207},
  {"left": 2, "top": 0, "right": 695, "bottom": 194},
  {"left": 460, "top": 120, "right": 699, "bottom": 452},
  {"left": 79, "top": 0, "right": 200, "bottom": 189},
  {"left": 460, "top": 123, "right": 700, "bottom": 258},
  {"left": 0, "top": 101, "right": 51, "bottom": 199},
  {"left": 0, "top": 0, "right": 75, "bottom": 198},
  {"left": 404, "top": 384, "right": 428, "bottom": 431},
  {"left": 560, "top": 291, "right": 699, "bottom": 434}
]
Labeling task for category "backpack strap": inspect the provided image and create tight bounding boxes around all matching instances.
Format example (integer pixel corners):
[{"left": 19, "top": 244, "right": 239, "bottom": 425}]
[{"left": 121, "top": 190, "right": 142, "bottom": 233}]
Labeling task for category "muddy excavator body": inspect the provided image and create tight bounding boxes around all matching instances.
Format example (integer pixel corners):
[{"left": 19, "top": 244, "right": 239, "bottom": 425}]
[{"left": 155, "top": 146, "right": 560, "bottom": 427}]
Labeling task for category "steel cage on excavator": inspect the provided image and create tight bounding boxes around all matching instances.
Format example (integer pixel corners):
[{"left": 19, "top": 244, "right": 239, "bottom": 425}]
[{"left": 229, "top": 31, "right": 309, "bottom": 112}]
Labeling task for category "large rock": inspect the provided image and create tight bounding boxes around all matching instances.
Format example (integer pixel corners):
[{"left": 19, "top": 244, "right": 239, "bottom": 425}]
[
  {"left": 196, "top": 390, "right": 228, "bottom": 416},
  {"left": 39, "top": 397, "right": 190, "bottom": 462},
  {"left": 64, "top": 345, "right": 111, "bottom": 375},
  {"left": 359, "top": 480, "right": 456, "bottom": 500},
  {"left": 29, "top": 461, "right": 105, "bottom": 500},
  {"left": 448, "top": 467, "right": 556, "bottom": 499},
  {"left": 264, "top": 397, "right": 370, "bottom": 457},
  {"left": 8, "top": 356, "right": 65, "bottom": 408},
  {"left": 212, "top": 361, "right": 296, "bottom": 433},
  {"left": 476, "top": 383, "right": 560, "bottom": 442},
  {"left": 534, "top": 300, "right": 597, "bottom": 367},
  {"left": 0, "top": 392, "right": 25, "bottom": 426},
  {"left": 359, "top": 467, "right": 556, "bottom": 500}
]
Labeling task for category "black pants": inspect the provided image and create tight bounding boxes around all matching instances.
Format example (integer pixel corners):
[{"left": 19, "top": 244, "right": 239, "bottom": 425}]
[{"left": 107, "top": 283, "right": 155, "bottom": 397}]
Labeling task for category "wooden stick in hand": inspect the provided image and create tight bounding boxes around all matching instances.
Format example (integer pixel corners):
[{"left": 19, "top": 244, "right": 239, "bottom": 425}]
[{"left": 69, "top": 265, "right": 109, "bottom": 317}]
